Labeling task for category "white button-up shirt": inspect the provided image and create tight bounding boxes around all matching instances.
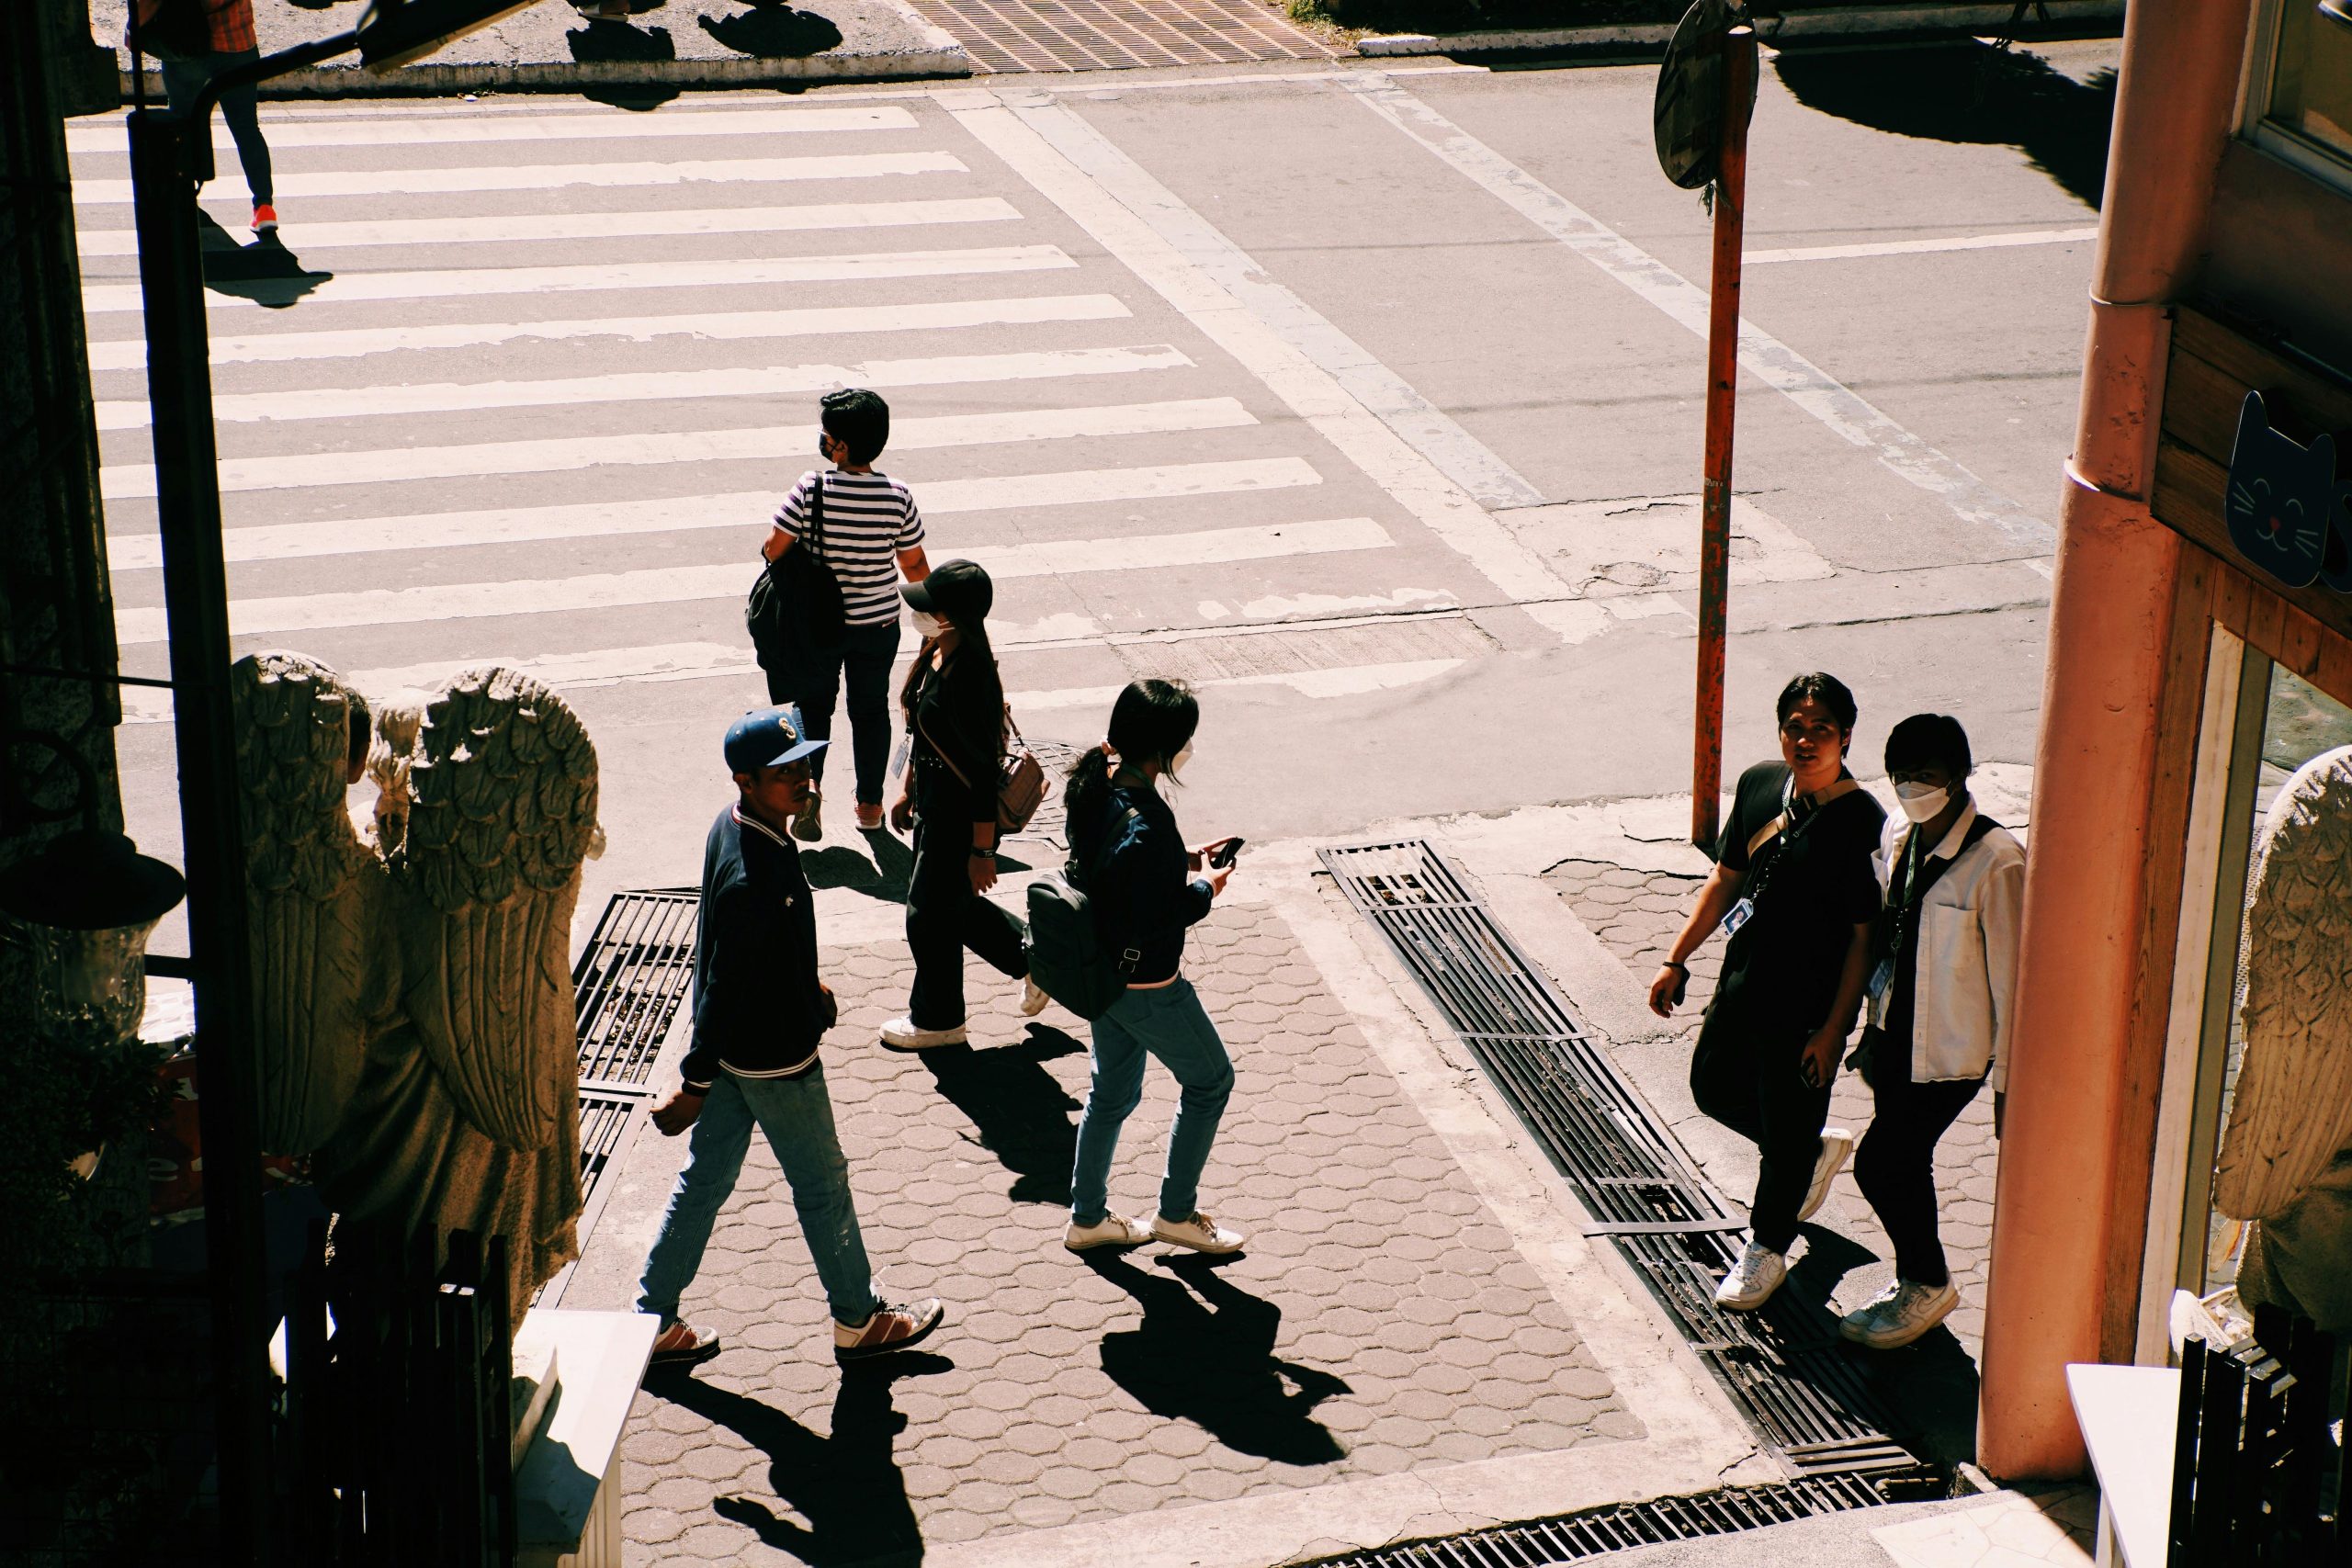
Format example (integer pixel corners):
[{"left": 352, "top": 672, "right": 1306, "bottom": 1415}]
[{"left": 1868, "top": 799, "right": 2027, "bottom": 1088}]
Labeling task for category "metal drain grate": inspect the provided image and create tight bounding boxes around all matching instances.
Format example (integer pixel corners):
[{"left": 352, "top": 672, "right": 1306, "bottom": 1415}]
[
  {"left": 1321, "top": 840, "right": 1916, "bottom": 1478},
  {"left": 1302, "top": 1472, "right": 1927, "bottom": 1567},
  {"left": 570, "top": 890, "right": 699, "bottom": 1232}
]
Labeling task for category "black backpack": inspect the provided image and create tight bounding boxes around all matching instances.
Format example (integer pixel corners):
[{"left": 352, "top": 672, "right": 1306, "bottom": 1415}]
[
  {"left": 746, "top": 473, "right": 847, "bottom": 671},
  {"left": 1024, "top": 806, "right": 1141, "bottom": 1021}
]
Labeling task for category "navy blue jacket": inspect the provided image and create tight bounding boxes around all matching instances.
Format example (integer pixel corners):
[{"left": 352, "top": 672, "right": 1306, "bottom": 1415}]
[
  {"left": 680, "top": 803, "right": 828, "bottom": 1089},
  {"left": 1071, "top": 779, "right": 1213, "bottom": 987}
]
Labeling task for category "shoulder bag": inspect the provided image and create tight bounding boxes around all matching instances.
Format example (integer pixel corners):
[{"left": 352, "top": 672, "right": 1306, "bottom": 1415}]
[
  {"left": 746, "top": 473, "right": 847, "bottom": 672},
  {"left": 916, "top": 695, "right": 1049, "bottom": 835}
]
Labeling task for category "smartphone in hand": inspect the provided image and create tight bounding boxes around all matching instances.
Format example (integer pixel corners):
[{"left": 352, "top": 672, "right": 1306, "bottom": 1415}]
[{"left": 1208, "top": 837, "right": 1245, "bottom": 869}]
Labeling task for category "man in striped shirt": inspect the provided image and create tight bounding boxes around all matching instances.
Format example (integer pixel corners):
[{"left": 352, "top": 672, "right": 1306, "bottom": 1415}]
[{"left": 761, "top": 389, "right": 931, "bottom": 840}]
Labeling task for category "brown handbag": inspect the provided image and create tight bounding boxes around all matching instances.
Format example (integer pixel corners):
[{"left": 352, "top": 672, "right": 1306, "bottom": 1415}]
[{"left": 917, "top": 702, "right": 1049, "bottom": 835}]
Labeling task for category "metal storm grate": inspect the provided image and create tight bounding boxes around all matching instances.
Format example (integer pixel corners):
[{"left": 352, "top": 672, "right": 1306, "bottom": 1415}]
[
  {"left": 1320, "top": 840, "right": 1917, "bottom": 1479},
  {"left": 1300, "top": 1472, "right": 1923, "bottom": 1568}
]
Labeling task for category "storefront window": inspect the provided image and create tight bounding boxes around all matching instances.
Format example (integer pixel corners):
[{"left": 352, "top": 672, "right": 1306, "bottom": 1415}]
[
  {"left": 2265, "top": 2, "right": 2352, "bottom": 164},
  {"left": 2180, "top": 657, "right": 2352, "bottom": 1304}
]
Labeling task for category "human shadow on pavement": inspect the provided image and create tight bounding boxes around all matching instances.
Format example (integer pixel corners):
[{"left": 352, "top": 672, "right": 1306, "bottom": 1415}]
[
  {"left": 649, "top": 1350, "right": 952, "bottom": 1567},
  {"left": 1087, "top": 1252, "right": 1351, "bottom": 1465},
  {"left": 567, "top": 16, "right": 684, "bottom": 107},
  {"left": 195, "top": 210, "right": 331, "bottom": 307},
  {"left": 700, "top": 0, "right": 844, "bottom": 58},
  {"left": 800, "top": 829, "right": 1030, "bottom": 906},
  {"left": 1771, "top": 40, "right": 2117, "bottom": 210},
  {"left": 1791, "top": 1222, "right": 1982, "bottom": 1466},
  {"left": 921, "top": 1023, "right": 1085, "bottom": 1204}
]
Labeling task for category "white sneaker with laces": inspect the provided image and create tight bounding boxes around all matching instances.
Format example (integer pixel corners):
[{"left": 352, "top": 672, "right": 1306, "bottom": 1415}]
[
  {"left": 1020, "top": 976, "right": 1050, "bottom": 1017},
  {"left": 1795, "top": 1128, "right": 1855, "bottom": 1222},
  {"left": 1841, "top": 1278, "right": 1959, "bottom": 1349},
  {"left": 1151, "top": 1211, "right": 1246, "bottom": 1254},
  {"left": 1064, "top": 1212, "right": 1152, "bottom": 1251},
  {"left": 878, "top": 1015, "right": 967, "bottom": 1050},
  {"left": 1714, "top": 1237, "right": 1788, "bottom": 1310}
]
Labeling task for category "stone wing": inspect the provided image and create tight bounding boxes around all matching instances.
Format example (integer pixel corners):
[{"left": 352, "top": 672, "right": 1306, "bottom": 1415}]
[
  {"left": 2218, "top": 746, "right": 2352, "bottom": 1221},
  {"left": 391, "top": 667, "right": 598, "bottom": 1151}
]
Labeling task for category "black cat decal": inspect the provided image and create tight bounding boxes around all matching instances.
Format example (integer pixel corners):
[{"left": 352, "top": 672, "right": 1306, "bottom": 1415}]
[{"left": 2225, "top": 390, "right": 2352, "bottom": 592}]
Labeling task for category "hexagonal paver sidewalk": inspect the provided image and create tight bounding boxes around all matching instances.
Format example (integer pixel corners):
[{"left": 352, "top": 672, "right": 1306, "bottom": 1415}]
[{"left": 614, "top": 899, "right": 1633, "bottom": 1565}]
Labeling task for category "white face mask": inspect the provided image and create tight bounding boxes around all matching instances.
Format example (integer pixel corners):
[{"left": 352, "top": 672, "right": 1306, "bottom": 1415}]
[
  {"left": 1894, "top": 781, "right": 1954, "bottom": 824},
  {"left": 1166, "top": 740, "right": 1194, "bottom": 779},
  {"left": 910, "top": 609, "right": 945, "bottom": 639}
]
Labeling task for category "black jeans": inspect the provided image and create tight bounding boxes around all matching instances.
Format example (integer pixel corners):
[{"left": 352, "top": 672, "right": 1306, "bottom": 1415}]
[
  {"left": 1690, "top": 1009, "right": 1834, "bottom": 1254},
  {"left": 904, "top": 816, "right": 1026, "bottom": 1030},
  {"left": 1853, "top": 1065, "right": 1983, "bottom": 1287},
  {"left": 764, "top": 621, "right": 900, "bottom": 807},
  {"left": 161, "top": 51, "right": 273, "bottom": 207}
]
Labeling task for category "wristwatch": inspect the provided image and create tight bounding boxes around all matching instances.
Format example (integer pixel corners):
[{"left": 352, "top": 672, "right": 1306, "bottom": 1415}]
[{"left": 969, "top": 846, "right": 996, "bottom": 860}]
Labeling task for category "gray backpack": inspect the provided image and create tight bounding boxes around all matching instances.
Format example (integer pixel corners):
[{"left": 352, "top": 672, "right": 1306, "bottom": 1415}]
[{"left": 1023, "top": 807, "right": 1140, "bottom": 1021}]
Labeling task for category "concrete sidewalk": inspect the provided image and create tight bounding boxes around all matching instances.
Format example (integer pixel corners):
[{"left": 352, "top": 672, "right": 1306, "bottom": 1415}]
[
  {"left": 91, "top": 0, "right": 971, "bottom": 96},
  {"left": 560, "top": 779, "right": 2068, "bottom": 1566}
]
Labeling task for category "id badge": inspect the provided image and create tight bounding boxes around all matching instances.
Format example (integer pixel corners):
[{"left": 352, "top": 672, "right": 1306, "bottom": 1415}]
[
  {"left": 889, "top": 737, "right": 910, "bottom": 778},
  {"left": 1865, "top": 956, "right": 1894, "bottom": 1001},
  {"left": 1720, "top": 897, "right": 1754, "bottom": 937}
]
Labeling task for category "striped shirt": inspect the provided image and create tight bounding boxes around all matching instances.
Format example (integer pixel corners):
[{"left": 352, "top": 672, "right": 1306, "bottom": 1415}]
[{"left": 775, "top": 468, "right": 924, "bottom": 628}]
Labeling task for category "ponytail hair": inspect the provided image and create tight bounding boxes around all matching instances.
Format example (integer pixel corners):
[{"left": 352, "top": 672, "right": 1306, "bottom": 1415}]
[{"left": 1065, "top": 679, "right": 1199, "bottom": 830}]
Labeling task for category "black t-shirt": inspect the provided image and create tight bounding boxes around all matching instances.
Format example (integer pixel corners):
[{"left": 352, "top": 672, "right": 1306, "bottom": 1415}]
[{"left": 1711, "top": 760, "right": 1885, "bottom": 1036}]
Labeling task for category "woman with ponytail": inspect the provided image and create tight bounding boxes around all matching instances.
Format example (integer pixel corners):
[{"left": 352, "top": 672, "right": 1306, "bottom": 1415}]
[
  {"left": 879, "top": 560, "right": 1031, "bottom": 1050},
  {"left": 1060, "top": 679, "right": 1245, "bottom": 1258}
]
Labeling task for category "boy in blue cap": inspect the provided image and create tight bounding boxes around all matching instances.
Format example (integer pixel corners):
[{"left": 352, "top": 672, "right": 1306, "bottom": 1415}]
[{"left": 638, "top": 705, "right": 945, "bottom": 1367}]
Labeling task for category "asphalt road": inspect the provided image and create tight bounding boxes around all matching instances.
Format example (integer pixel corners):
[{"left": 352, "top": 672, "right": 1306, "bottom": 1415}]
[{"left": 77, "top": 37, "right": 2114, "bottom": 931}]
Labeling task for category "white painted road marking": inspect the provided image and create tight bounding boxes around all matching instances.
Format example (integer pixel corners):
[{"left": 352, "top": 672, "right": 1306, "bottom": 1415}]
[
  {"left": 1745, "top": 227, "right": 2100, "bottom": 265},
  {"left": 1342, "top": 73, "right": 2056, "bottom": 555},
  {"left": 95, "top": 307, "right": 1142, "bottom": 429},
  {"left": 88, "top": 292, "right": 1134, "bottom": 376},
  {"left": 106, "top": 459, "right": 1326, "bottom": 570},
  {"left": 73, "top": 197, "right": 1021, "bottom": 258},
  {"left": 97, "top": 389, "right": 1250, "bottom": 499},
  {"left": 66, "top": 104, "right": 918, "bottom": 155},
  {"left": 70, "top": 151, "right": 969, "bottom": 207}
]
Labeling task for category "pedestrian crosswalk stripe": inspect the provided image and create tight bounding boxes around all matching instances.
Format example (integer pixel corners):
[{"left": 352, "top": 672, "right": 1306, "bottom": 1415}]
[
  {"left": 87, "top": 291, "right": 1135, "bottom": 382},
  {"left": 65, "top": 104, "right": 919, "bottom": 156},
  {"left": 97, "top": 389, "right": 1248, "bottom": 499},
  {"left": 73, "top": 197, "right": 1021, "bottom": 259},
  {"left": 95, "top": 307, "right": 1146, "bottom": 431},
  {"left": 116, "top": 649, "right": 1459, "bottom": 725},
  {"left": 107, "top": 459, "right": 1325, "bottom": 570},
  {"left": 78, "top": 244, "right": 1079, "bottom": 325},
  {"left": 71, "top": 152, "right": 969, "bottom": 208}
]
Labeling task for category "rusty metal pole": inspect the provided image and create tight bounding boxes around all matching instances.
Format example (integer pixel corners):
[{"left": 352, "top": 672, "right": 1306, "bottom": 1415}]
[{"left": 1691, "top": 23, "right": 1756, "bottom": 852}]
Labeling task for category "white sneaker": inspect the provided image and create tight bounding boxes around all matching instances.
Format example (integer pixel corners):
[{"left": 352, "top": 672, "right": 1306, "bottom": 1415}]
[
  {"left": 1839, "top": 1278, "right": 1959, "bottom": 1349},
  {"left": 1714, "top": 1237, "right": 1788, "bottom": 1311},
  {"left": 1020, "top": 976, "right": 1050, "bottom": 1017},
  {"left": 791, "top": 792, "right": 823, "bottom": 842},
  {"left": 1151, "top": 1211, "right": 1246, "bottom": 1255},
  {"left": 1795, "top": 1128, "right": 1855, "bottom": 1222},
  {"left": 1063, "top": 1212, "right": 1152, "bottom": 1251},
  {"left": 878, "top": 1015, "right": 967, "bottom": 1050}
]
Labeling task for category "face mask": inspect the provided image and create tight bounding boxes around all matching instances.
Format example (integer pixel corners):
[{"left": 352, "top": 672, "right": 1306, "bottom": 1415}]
[
  {"left": 910, "top": 610, "right": 944, "bottom": 638},
  {"left": 1895, "top": 781, "right": 1953, "bottom": 824},
  {"left": 1166, "top": 740, "right": 1194, "bottom": 779}
]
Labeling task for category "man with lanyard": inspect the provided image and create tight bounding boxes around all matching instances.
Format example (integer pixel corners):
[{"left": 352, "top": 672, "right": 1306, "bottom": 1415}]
[
  {"left": 1650, "top": 673, "right": 1885, "bottom": 1312},
  {"left": 1841, "top": 714, "right": 2024, "bottom": 1348}
]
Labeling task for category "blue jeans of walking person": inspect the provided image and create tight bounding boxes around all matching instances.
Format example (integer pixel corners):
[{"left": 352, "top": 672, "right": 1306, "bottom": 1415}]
[
  {"left": 160, "top": 51, "right": 274, "bottom": 208},
  {"left": 639, "top": 1066, "right": 880, "bottom": 1328},
  {"left": 1070, "top": 980, "right": 1234, "bottom": 1225}
]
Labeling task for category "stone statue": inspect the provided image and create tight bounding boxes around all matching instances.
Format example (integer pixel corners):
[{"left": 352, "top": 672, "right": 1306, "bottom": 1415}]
[
  {"left": 2215, "top": 744, "right": 2352, "bottom": 1332},
  {"left": 231, "top": 655, "right": 600, "bottom": 1319}
]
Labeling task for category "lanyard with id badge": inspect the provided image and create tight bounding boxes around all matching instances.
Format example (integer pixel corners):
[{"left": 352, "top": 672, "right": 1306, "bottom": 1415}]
[{"left": 1722, "top": 774, "right": 1861, "bottom": 941}]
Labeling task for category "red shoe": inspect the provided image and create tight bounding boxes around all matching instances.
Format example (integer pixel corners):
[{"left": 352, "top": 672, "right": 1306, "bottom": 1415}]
[
  {"left": 647, "top": 1320, "right": 720, "bottom": 1367},
  {"left": 251, "top": 204, "right": 279, "bottom": 234}
]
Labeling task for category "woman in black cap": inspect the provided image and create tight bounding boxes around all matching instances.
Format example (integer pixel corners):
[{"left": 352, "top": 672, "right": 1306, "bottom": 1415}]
[{"left": 880, "top": 559, "right": 1032, "bottom": 1049}]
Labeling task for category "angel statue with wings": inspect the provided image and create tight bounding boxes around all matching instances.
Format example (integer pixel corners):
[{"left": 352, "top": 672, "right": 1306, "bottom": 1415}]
[{"left": 230, "top": 652, "right": 600, "bottom": 1321}]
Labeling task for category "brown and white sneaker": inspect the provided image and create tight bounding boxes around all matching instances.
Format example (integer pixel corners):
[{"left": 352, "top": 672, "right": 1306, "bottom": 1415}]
[
  {"left": 833, "top": 1297, "right": 945, "bottom": 1364},
  {"left": 1151, "top": 1211, "right": 1246, "bottom": 1254},
  {"left": 648, "top": 1320, "right": 721, "bottom": 1367}
]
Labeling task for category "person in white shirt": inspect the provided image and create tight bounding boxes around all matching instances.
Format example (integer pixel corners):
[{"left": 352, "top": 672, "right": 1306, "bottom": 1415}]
[{"left": 1842, "top": 713, "right": 2024, "bottom": 1350}]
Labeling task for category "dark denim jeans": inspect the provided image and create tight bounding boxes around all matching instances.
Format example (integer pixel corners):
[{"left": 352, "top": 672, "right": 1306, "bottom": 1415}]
[
  {"left": 160, "top": 50, "right": 273, "bottom": 207},
  {"left": 765, "top": 620, "right": 901, "bottom": 807}
]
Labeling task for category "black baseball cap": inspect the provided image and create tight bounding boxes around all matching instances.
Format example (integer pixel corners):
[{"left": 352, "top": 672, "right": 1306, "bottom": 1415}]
[{"left": 899, "top": 558, "right": 992, "bottom": 621}]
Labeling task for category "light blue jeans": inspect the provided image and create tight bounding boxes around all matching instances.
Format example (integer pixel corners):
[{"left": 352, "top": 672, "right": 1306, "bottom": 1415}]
[
  {"left": 637, "top": 1065, "right": 879, "bottom": 1328},
  {"left": 1069, "top": 979, "right": 1234, "bottom": 1227}
]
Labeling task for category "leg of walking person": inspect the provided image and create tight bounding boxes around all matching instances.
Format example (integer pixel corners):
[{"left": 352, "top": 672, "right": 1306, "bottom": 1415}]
[
  {"left": 739, "top": 1063, "right": 883, "bottom": 1327},
  {"left": 1069, "top": 999, "right": 1151, "bottom": 1227},
  {"left": 637, "top": 1076, "right": 757, "bottom": 1327},
  {"left": 1853, "top": 1073, "right": 1982, "bottom": 1286},
  {"left": 956, "top": 873, "right": 1028, "bottom": 983},
  {"left": 1689, "top": 1009, "right": 1766, "bottom": 1146},
  {"left": 1130, "top": 981, "right": 1234, "bottom": 1224},
  {"left": 790, "top": 639, "right": 849, "bottom": 798},
  {"left": 209, "top": 51, "right": 272, "bottom": 210},
  {"left": 841, "top": 622, "right": 900, "bottom": 818},
  {"left": 903, "top": 818, "right": 973, "bottom": 1030},
  {"left": 1747, "top": 1032, "right": 1836, "bottom": 1255}
]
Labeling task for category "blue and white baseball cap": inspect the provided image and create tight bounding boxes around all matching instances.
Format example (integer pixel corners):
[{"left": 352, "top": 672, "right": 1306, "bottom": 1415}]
[{"left": 723, "top": 705, "right": 828, "bottom": 774}]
